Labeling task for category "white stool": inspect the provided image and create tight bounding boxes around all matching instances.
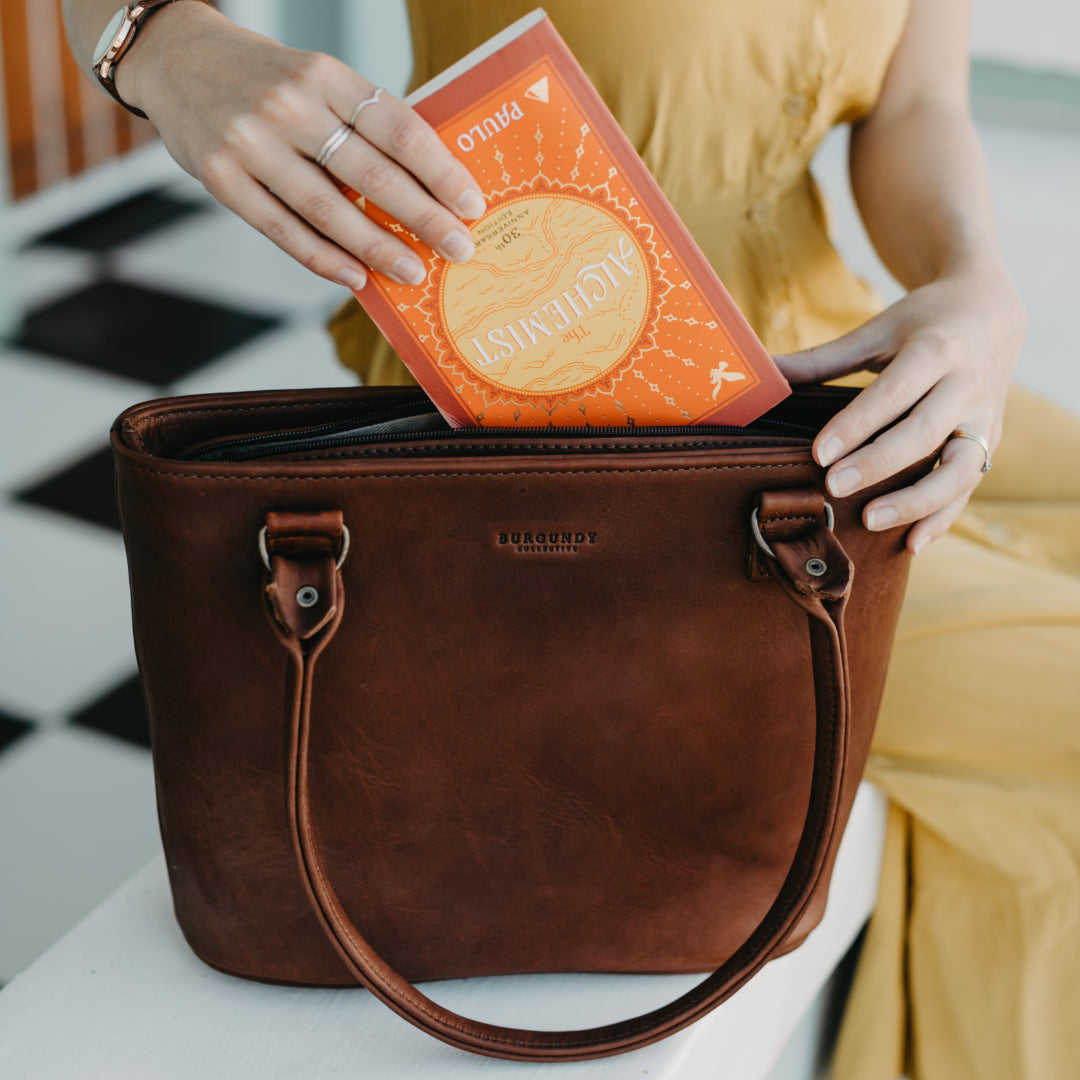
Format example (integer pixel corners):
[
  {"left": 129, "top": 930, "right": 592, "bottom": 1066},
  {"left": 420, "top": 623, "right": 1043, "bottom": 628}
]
[{"left": 0, "top": 784, "right": 887, "bottom": 1079}]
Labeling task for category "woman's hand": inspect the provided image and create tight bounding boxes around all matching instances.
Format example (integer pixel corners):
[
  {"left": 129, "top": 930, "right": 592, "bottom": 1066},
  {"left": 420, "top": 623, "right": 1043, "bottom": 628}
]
[
  {"left": 780, "top": 0, "right": 1029, "bottom": 555},
  {"left": 773, "top": 266, "right": 1025, "bottom": 554},
  {"left": 115, "top": 3, "right": 485, "bottom": 290}
]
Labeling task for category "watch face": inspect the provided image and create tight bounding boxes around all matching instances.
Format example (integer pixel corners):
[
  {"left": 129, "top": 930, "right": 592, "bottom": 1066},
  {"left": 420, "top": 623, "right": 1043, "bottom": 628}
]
[{"left": 94, "top": 8, "right": 129, "bottom": 65}]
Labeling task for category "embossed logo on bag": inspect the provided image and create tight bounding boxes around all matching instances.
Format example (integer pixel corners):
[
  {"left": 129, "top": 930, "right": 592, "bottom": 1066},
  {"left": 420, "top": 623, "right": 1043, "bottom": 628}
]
[{"left": 496, "top": 530, "right": 598, "bottom": 554}]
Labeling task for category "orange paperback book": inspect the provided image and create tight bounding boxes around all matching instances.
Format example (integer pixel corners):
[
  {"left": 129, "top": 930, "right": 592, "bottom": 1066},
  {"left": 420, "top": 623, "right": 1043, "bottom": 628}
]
[{"left": 350, "top": 9, "right": 790, "bottom": 428}]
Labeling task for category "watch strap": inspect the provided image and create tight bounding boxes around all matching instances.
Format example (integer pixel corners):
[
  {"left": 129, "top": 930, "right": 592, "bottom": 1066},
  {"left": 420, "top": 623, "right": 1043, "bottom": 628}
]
[{"left": 93, "top": 0, "right": 212, "bottom": 118}]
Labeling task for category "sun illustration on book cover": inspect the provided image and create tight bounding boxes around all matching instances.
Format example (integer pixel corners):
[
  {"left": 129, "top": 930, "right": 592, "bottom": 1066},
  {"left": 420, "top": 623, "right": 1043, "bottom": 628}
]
[
  {"left": 426, "top": 181, "right": 662, "bottom": 407},
  {"left": 353, "top": 14, "right": 788, "bottom": 428}
]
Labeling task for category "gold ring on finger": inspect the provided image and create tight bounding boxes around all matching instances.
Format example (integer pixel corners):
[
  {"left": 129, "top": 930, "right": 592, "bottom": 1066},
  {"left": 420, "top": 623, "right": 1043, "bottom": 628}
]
[
  {"left": 948, "top": 429, "right": 993, "bottom": 474},
  {"left": 315, "top": 123, "right": 352, "bottom": 170}
]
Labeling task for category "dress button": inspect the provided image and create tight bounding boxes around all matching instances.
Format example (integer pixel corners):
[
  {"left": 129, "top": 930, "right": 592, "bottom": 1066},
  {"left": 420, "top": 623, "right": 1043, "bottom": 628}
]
[
  {"left": 747, "top": 201, "right": 771, "bottom": 225},
  {"left": 770, "top": 306, "right": 791, "bottom": 330},
  {"left": 783, "top": 94, "right": 809, "bottom": 117}
]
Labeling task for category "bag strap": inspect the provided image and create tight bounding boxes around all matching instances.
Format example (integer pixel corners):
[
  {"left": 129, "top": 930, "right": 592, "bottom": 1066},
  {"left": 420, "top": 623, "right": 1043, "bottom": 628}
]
[{"left": 262, "top": 490, "right": 853, "bottom": 1062}]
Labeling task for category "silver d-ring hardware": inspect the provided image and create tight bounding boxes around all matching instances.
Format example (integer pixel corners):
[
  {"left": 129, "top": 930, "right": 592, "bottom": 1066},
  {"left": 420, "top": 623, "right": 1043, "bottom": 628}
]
[
  {"left": 335, "top": 524, "right": 351, "bottom": 570},
  {"left": 296, "top": 586, "right": 320, "bottom": 608},
  {"left": 805, "top": 558, "right": 828, "bottom": 577},
  {"left": 751, "top": 502, "right": 834, "bottom": 561},
  {"left": 258, "top": 524, "right": 351, "bottom": 573}
]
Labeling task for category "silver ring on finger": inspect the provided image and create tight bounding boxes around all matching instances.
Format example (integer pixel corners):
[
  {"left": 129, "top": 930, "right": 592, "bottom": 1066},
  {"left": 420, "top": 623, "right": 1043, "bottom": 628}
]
[
  {"left": 348, "top": 87, "right": 383, "bottom": 128},
  {"left": 315, "top": 123, "right": 352, "bottom": 170},
  {"left": 948, "top": 429, "right": 993, "bottom": 474}
]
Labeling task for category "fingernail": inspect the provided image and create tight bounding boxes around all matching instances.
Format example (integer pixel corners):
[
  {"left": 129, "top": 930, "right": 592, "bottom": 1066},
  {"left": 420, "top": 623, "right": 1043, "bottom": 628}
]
[
  {"left": 455, "top": 188, "right": 486, "bottom": 219},
  {"left": 827, "top": 466, "right": 861, "bottom": 498},
  {"left": 817, "top": 436, "right": 844, "bottom": 468},
  {"left": 389, "top": 255, "right": 426, "bottom": 286},
  {"left": 866, "top": 505, "right": 898, "bottom": 531},
  {"left": 336, "top": 267, "right": 367, "bottom": 290},
  {"left": 912, "top": 535, "right": 930, "bottom": 556},
  {"left": 439, "top": 229, "right": 475, "bottom": 263}
]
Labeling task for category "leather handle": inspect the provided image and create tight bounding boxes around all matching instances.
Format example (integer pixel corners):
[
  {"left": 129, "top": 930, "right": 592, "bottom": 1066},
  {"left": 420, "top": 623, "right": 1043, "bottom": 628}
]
[{"left": 266, "top": 494, "right": 853, "bottom": 1062}]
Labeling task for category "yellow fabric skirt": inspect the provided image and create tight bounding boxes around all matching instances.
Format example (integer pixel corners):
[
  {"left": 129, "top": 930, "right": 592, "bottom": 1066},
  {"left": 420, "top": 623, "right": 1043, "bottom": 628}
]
[{"left": 831, "top": 383, "right": 1080, "bottom": 1080}]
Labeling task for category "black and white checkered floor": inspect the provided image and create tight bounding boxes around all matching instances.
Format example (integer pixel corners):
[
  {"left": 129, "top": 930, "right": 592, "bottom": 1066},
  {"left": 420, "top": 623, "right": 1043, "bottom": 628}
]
[
  {"left": 0, "top": 171, "right": 357, "bottom": 983},
  {"left": 1, "top": 120, "right": 1078, "bottom": 988}
]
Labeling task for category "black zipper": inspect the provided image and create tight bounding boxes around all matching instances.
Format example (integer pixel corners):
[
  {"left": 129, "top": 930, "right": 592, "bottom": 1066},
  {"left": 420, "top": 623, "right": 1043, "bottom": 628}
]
[
  {"left": 182, "top": 406, "right": 820, "bottom": 463},
  {"left": 179, "top": 400, "right": 434, "bottom": 461}
]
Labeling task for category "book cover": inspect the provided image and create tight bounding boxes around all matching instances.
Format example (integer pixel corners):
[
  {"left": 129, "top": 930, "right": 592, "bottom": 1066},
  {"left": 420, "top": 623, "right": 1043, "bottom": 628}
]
[{"left": 349, "top": 9, "right": 790, "bottom": 428}]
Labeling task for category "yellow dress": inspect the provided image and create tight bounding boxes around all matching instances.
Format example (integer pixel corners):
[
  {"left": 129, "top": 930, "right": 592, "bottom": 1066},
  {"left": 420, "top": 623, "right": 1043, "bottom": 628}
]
[{"left": 329, "top": 3, "right": 1080, "bottom": 1077}]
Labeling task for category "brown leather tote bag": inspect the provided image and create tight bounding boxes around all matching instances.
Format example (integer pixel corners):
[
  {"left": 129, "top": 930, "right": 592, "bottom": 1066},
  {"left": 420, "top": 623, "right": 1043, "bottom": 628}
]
[{"left": 112, "top": 384, "right": 930, "bottom": 1061}]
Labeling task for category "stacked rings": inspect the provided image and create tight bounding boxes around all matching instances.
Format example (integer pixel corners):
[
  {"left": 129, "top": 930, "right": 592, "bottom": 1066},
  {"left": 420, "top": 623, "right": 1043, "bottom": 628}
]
[
  {"left": 314, "top": 87, "right": 385, "bottom": 172},
  {"left": 315, "top": 124, "right": 352, "bottom": 169}
]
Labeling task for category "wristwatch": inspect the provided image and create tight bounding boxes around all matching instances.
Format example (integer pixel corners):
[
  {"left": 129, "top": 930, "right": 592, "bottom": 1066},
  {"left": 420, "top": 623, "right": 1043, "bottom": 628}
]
[{"left": 92, "top": 0, "right": 211, "bottom": 118}]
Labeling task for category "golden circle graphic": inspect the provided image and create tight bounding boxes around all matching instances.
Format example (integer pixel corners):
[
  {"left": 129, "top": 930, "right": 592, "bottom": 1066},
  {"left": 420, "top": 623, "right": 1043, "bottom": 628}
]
[{"left": 437, "top": 193, "right": 652, "bottom": 399}]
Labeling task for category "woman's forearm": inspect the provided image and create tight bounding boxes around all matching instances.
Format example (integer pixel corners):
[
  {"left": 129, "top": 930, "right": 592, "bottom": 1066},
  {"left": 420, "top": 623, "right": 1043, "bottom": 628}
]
[
  {"left": 60, "top": 1, "right": 484, "bottom": 290},
  {"left": 62, "top": 0, "right": 221, "bottom": 113},
  {"left": 849, "top": 99, "right": 1004, "bottom": 290},
  {"left": 64, "top": 0, "right": 135, "bottom": 67},
  {"left": 775, "top": 0, "right": 1024, "bottom": 553},
  {"left": 846, "top": 0, "right": 1005, "bottom": 291}
]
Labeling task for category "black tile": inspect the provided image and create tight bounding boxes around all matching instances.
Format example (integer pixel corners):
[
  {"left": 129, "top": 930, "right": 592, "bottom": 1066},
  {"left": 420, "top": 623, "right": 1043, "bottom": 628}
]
[
  {"left": 15, "top": 279, "right": 281, "bottom": 384},
  {"left": 31, "top": 188, "right": 209, "bottom": 253},
  {"left": 71, "top": 673, "right": 151, "bottom": 750},
  {"left": 0, "top": 709, "right": 33, "bottom": 755},
  {"left": 16, "top": 445, "right": 120, "bottom": 531}
]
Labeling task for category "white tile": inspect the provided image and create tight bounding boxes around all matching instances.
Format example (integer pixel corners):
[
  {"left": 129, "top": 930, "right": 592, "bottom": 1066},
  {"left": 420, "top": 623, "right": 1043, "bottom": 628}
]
[
  {"left": 116, "top": 203, "right": 348, "bottom": 320},
  {"left": 0, "top": 349, "right": 153, "bottom": 492},
  {"left": 0, "top": 503, "right": 136, "bottom": 720},
  {"left": 170, "top": 318, "right": 359, "bottom": 396},
  {"left": 11, "top": 245, "right": 97, "bottom": 312},
  {"left": 0, "top": 726, "right": 158, "bottom": 982},
  {"left": 6, "top": 142, "right": 180, "bottom": 248},
  {"left": 162, "top": 171, "right": 218, "bottom": 207}
]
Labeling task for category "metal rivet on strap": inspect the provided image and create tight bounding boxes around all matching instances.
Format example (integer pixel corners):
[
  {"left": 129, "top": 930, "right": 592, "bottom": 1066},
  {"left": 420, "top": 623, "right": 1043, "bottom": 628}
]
[
  {"left": 296, "top": 586, "right": 320, "bottom": 608},
  {"left": 805, "top": 558, "right": 828, "bottom": 577}
]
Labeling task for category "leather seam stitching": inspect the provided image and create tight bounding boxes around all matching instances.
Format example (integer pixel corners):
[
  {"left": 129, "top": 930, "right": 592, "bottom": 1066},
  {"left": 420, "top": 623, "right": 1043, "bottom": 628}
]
[
  {"left": 283, "top": 441, "right": 807, "bottom": 460},
  {"left": 123, "top": 399, "right": 372, "bottom": 429},
  {"left": 122, "top": 462, "right": 814, "bottom": 481}
]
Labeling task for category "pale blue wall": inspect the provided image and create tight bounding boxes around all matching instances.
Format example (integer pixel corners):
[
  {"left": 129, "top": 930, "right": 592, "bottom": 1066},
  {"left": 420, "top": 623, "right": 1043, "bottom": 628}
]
[
  {"left": 973, "top": 1, "right": 1080, "bottom": 73},
  {"left": 224, "top": 0, "right": 412, "bottom": 92}
]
